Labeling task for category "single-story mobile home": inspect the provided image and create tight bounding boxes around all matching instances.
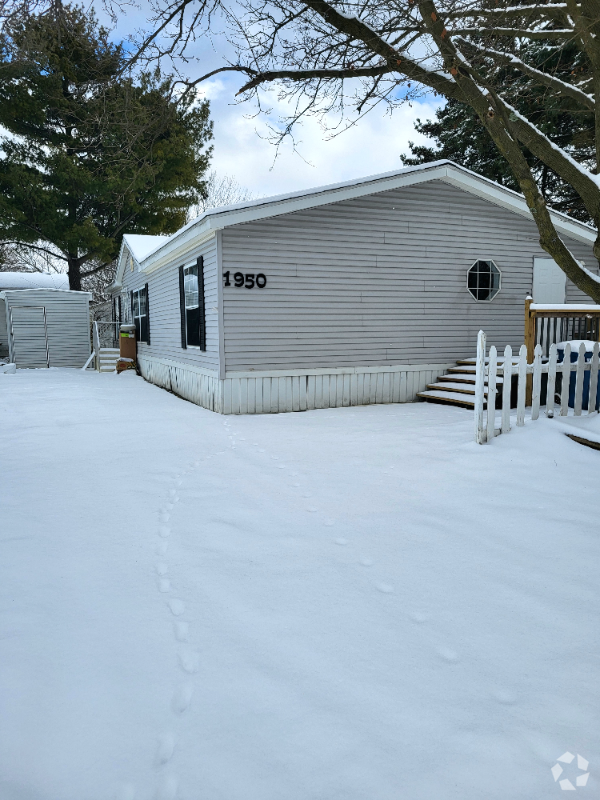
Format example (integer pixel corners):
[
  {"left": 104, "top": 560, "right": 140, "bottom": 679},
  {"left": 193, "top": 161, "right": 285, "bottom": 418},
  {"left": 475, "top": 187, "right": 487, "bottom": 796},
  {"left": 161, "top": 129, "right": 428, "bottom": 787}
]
[{"left": 109, "top": 160, "right": 597, "bottom": 414}]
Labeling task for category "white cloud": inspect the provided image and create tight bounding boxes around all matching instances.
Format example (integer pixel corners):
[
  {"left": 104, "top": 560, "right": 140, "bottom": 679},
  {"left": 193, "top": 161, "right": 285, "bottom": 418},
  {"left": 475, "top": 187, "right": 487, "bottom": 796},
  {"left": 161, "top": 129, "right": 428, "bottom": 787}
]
[
  {"left": 205, "top": 75, "right": 441, "bottom": 198},
  {"left": 107, "top": 6, "right": 443, "bottom": 200}
]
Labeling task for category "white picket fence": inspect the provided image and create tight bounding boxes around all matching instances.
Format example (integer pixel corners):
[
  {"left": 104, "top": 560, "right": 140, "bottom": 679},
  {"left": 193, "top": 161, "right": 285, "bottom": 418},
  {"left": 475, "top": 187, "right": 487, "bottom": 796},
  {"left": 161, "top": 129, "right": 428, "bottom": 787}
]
[{"left": 474, "top": 330, "right": 600, "bottom": 444}]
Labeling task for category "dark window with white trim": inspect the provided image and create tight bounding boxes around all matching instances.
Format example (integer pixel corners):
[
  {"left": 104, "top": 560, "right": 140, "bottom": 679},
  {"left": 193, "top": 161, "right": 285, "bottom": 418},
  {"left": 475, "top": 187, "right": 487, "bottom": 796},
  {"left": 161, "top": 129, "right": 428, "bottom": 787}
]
[
  {"left": 179, "top": 258, "right": 206, "bottom": 350},
  {"left": 467, "top": 260, "right": 501, "bottom": 301},
  {"left": 132, "top": 286, "right": 149, "bottom": 343},
  {"left": 184, "top": 264, "right": 201, "bottom": 347}
]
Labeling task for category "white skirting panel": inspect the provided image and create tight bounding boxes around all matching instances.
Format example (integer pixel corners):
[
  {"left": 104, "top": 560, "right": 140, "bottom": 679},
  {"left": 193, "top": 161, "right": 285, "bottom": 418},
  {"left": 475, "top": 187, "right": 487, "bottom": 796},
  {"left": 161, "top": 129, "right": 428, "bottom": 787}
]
[
  {"left": 137, "top": 355, "right": 222, "bottom": 413},
  {"left": 137, "top": 355, "right": 453, "bottom": 415},
  {"left": 221, "top": 365, "right": 453, "bottom": 414}
]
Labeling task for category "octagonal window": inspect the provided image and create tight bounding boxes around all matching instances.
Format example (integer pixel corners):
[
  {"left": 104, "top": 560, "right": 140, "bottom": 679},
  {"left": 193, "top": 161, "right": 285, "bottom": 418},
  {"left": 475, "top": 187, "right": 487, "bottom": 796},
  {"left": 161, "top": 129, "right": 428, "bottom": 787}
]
[{"left": 467, "top": 260, "right": 501, "bottom": 301}]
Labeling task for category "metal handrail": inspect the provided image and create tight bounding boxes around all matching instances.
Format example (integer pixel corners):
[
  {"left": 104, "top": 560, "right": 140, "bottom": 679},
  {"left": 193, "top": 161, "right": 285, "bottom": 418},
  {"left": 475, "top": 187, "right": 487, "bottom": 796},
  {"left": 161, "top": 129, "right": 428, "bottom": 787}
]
[
  {"left": 94, "top": 321, "right": 120, "bottom": 348},
  {"left": 92, "top": 321, "right": 100, "bottom": 371}
]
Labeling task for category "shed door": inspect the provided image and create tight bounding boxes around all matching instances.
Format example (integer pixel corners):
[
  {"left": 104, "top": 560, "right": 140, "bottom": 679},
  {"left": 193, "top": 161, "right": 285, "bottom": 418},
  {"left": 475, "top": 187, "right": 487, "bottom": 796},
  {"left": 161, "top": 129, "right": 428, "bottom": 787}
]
[
  {"left": 10, "top": 306, "right": 49, "bottom": 368},
  {"left": 533, "top": 257, "right": 566, "bottom": 304}
]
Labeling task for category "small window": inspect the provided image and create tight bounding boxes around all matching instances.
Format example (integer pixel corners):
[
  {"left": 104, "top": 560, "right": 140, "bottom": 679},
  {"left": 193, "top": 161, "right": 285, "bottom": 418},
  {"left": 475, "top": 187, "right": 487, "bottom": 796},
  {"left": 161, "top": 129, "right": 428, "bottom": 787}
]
[
  {"left": 183, "top": 264, "right": 201, "bottom": 347},
  {"left": 467, "top": 260, "right": 501, "bottom": 301},
  {"left": 179, "top": 259, "right": 205, "bottom": 351},
  {"left": 132, "top": 286, "right": 149, "bottom": 343}
]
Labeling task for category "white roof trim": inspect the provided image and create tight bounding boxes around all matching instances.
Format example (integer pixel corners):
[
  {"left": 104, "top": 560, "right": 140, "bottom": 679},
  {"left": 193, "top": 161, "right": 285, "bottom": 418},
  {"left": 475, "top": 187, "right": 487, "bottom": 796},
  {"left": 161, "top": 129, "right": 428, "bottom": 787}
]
[
  {"left": 440, "top": 169, "right": 593, "bottom": 245},
  {"left": 0, "top": 288, "right": 92, "bottom": 298},
  {"left": 112, "top": 160, "right": 597, "bottom": 287},
  {"left": 140, "top": 228, "right": 217, "bottom": 277}
]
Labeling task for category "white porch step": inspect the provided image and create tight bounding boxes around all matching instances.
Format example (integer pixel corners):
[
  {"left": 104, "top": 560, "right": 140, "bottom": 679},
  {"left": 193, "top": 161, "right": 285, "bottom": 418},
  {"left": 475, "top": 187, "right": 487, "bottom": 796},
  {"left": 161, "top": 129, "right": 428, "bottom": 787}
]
[
  {"left": 439, "top": 372, "right": 477, "bottom": 383},
  {"left": 447, "top": 365, "right": 506, "bottom": 378},
  {"left": 417, "top": 389, "right": 480, "bottom": 408},
  {"left": 419, "top": 355, "right": 511, "bottom": 410},
  {"left": 426, "top": 382, "right": 481, "bottom": 395},
  {"left": 457, "top": 357, "right": 520, "bottom": 366},
  {"left": 446, "top": 365, "right": 477, "bottom": 375},
  {"left": 98, "top": 347, "right": 120, "bottom": 373},
  {"left": 439, "top": 372, "right": 503, "bottom": 385}
]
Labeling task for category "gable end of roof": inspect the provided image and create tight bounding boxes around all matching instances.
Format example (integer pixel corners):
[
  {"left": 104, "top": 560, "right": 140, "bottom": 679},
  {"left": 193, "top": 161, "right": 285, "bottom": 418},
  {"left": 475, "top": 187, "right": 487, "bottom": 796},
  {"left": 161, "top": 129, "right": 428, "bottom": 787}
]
[{"left": 112, "top": 160, "right": 597, "bottom": 282}]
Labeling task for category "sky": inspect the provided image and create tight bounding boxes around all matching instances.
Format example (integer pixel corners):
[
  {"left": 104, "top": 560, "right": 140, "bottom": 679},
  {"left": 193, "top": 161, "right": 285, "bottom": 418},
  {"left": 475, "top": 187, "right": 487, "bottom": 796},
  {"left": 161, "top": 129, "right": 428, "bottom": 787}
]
[
  {"left": 195, "top": 75, "right": 441, "bottom": 199},
  {"left": 109, "top": 5, "right": 443, "bottom": 201}
]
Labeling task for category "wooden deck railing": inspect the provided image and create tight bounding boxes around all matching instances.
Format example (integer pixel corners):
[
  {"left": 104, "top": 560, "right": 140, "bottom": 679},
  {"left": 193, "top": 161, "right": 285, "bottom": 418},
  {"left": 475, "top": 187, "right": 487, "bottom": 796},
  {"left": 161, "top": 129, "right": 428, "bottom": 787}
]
[
  {"left": 525, "top": 297, "right": 600, "bottom": 357},
  {"left": 524, "top": 297, "right": 600, "bottom": 403}
]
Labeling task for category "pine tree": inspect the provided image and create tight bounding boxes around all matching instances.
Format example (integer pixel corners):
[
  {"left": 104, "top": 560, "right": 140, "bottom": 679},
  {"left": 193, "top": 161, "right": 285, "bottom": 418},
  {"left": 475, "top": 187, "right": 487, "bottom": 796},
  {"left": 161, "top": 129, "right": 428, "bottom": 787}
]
[
  {"left": 402, "top": 42, "right": 594, "bottom": 223},
  {"left": 0, "top": 4, "right": 213, "bottom": 289}
]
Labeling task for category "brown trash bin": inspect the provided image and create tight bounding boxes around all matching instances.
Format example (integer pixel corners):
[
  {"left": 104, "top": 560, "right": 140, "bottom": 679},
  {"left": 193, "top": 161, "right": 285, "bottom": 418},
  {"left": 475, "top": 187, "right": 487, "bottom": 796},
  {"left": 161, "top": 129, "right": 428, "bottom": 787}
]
[{"left": 119, "top": 324, "right": 136, "bottom": 360}]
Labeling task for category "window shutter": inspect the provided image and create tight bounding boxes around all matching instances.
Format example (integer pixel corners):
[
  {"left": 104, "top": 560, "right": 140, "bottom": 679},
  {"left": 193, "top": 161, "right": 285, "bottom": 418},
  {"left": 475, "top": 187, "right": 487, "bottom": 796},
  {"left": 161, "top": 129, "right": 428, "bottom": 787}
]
[
  {"left": 130, "top": 291, "right": 134, "bottom": 326},
  {"left": 144, "top": 283, "right": 150, "bottom": 345},
  {"left": 197, "top": 256, "right": 206, "bottom": 352},
  {"left": 178, "top": 266, "right": 187, "bottom": 349}
]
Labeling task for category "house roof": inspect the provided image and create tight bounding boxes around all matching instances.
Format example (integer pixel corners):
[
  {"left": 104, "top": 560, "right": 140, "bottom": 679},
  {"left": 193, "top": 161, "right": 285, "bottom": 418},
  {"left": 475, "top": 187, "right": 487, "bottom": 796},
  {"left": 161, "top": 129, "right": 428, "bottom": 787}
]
[
  {"left": 0, "top": 271, "right": 69, "bottom": 290},
  {"left": 0, "top": 288, "right": 91, "bottom": 299},
  {"left": 111, "top": 160, "right": 597, "bottom": 289},
  {"left": 122, "top": 234, "right": 173, "bottom": 263}
]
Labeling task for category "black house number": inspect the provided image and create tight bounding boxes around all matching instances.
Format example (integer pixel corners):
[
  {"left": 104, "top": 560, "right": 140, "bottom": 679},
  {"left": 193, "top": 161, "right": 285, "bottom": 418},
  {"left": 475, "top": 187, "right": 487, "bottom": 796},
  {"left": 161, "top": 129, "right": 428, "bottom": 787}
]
[{"left": 223, "top": 271, "right": 267, "bottom": 289}]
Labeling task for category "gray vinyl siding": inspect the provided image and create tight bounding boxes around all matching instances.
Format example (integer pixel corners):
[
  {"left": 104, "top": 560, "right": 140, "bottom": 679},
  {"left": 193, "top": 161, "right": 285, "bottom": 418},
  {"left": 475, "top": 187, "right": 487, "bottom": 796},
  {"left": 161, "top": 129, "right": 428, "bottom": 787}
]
[
  {"left": 565, "top": 261, "right": 596, "bottom": 302},
  {"left": 121, "top": 235, "right": 219, "bottom": 372},
  {"left": 4, "top": 289, "right": 90, "bottom": 368},
  {"left": 221, "top": 181, "right": 597, "bottom": 372}
]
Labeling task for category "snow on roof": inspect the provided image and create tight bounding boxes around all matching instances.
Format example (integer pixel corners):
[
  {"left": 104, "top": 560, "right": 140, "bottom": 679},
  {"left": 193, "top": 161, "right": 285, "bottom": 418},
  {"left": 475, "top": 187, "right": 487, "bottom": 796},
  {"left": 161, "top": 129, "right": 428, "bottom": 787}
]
[
  {"left": 0, "top": 272, "right": 69, "bottom": 290},
  {"left": 123, "top": 234, "right": 172, "bottom": 263},
  {"left": 149, "top": 161, "right": 459, "bottom": 254},
  {"left": 112, "top": 160, "right": 598, "bottom": 287},
  {"left": 530, "top": 303, "right": 600, "bottom": 311}
]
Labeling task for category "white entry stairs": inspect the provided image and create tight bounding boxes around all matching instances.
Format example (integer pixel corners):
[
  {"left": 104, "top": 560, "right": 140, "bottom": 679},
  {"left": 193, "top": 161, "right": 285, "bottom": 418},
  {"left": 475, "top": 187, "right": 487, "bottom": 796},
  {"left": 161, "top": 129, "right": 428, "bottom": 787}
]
[
  {"left": 417, "top": 357, "right": 516, "bottom": 409},
  {"left": 98, "top": 347, "right": 120, "bottom": 372}
]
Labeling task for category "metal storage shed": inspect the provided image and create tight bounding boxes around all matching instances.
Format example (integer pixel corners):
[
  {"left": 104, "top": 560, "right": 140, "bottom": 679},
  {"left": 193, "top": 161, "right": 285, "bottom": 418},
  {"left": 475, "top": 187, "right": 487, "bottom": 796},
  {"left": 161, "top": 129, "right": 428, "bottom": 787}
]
[{"left": 0, "top": 288, "right": 91, "bottom": 368}]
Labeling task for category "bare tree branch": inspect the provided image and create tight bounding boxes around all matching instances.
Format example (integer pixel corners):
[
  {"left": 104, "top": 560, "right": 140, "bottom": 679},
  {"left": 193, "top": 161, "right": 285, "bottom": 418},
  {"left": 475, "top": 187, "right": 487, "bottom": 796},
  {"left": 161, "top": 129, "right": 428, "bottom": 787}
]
[
  {"left": 80, "top": 260, "right": 112, "bottom": 277},
  {"left": 450, "top": 27, "right": 576, "bottom": 40},
  {"left": 237, "top": 64, "right": 398, "bottom": 94},
  {"left": 0, "top": 240, "right": 69, "bottom": 261}
]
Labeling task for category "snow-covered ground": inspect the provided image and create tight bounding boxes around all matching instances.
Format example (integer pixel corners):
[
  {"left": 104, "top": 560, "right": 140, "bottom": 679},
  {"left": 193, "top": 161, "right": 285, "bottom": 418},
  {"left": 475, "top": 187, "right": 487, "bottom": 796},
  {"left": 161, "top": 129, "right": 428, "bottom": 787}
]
[{"left": 0, "top": 369, "right": 598, "bottom": 800}]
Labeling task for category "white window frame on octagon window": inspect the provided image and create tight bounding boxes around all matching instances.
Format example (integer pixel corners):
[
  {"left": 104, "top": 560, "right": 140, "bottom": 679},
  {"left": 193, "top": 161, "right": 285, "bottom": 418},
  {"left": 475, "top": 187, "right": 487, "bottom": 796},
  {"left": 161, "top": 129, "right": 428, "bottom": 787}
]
[{"left": 467, "top": 259, "right": 502, "bottom": 302}]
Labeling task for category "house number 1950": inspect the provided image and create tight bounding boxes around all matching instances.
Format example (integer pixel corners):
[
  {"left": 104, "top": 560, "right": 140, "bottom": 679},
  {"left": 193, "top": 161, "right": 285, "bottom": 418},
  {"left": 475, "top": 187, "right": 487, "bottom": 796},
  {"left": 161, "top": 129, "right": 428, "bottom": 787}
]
[{"left": 223, "top": 271, "right": 267, "bottom": 289}]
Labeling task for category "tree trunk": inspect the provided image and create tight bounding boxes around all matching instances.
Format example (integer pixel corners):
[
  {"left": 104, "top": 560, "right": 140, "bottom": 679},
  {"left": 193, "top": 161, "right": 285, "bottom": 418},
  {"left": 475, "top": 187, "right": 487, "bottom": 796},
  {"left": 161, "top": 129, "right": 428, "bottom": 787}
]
[{"left": 67, "top": 255, "right": 81, "bottom": 291}]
